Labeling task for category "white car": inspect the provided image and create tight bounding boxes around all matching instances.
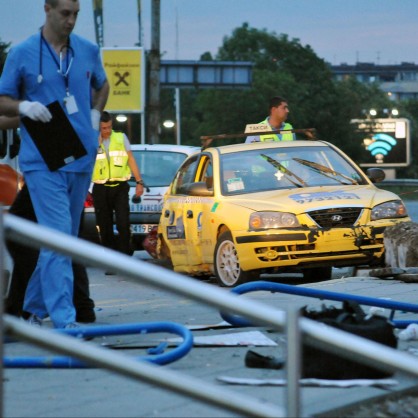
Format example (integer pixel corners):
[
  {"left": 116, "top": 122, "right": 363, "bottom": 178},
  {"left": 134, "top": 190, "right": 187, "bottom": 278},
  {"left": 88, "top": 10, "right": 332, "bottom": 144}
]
[{"left": 81, "top": 143, "right": 200, "bottom": 251}]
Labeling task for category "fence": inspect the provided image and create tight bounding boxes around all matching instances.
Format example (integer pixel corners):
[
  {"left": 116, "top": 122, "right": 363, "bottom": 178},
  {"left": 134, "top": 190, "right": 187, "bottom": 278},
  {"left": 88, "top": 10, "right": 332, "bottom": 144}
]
[{"left": 3, "top": 212, "right": 418, "bottom": 417}]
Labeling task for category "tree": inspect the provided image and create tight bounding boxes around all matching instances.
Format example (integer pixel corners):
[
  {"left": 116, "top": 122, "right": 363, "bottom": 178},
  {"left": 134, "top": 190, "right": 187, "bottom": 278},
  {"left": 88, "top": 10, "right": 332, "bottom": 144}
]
[
  {"left": 175, "top": 23, "right": 395, "bottom": 162},
  {"left": 196, "top": 23, "right": 341, "bottom": 144}
]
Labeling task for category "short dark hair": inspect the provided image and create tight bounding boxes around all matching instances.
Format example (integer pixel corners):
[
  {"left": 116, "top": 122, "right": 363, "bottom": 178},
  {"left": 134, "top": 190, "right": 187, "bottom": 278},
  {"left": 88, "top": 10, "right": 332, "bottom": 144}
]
[
  {"left": 100, "top": 111, "right": 112, "bottom": 123},
  {"left": 45, "top": 0, "right": 78, "bottom": 6},
  {"left": 269, "top": 96, "right": 287, "bottom": 111}
]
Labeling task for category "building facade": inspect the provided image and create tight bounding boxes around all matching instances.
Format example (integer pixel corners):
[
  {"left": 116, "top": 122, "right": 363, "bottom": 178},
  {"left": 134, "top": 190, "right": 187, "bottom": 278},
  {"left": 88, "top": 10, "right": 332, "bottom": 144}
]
[{"left": 331, "top": 62, "right": 418, "bottom": 101}]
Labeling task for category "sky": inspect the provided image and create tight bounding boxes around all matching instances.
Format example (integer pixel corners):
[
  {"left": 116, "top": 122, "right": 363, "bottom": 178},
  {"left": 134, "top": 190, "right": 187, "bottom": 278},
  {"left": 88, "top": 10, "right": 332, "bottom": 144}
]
[{"left": 1, "top": 0, "right": 417, "bottom": 66}]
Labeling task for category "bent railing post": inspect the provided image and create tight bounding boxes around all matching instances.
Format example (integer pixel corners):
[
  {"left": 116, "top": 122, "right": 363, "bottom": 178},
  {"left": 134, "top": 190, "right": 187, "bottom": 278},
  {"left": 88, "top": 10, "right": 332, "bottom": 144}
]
[{"left": 4, "top": 315, "right": 283, "bottom": 417}]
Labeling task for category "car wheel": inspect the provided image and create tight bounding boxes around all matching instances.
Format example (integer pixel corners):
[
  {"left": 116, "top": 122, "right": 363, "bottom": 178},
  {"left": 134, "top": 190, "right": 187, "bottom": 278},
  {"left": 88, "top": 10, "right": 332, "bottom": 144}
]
[
  {"left": 303, "top": 266, "right": 332, "bottom": 282},
  {"left": 214, "top": 231, "right": 257, "bottom": 287}
]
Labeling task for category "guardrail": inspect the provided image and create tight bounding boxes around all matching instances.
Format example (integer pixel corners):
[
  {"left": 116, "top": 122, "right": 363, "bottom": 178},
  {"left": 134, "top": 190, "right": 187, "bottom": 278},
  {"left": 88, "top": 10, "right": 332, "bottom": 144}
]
[
  {"left": 3, "top": 212, "right": 418, "bottom": 417},
  {"left": 381, "top": 179, "right": 418, "bottom": 187}
]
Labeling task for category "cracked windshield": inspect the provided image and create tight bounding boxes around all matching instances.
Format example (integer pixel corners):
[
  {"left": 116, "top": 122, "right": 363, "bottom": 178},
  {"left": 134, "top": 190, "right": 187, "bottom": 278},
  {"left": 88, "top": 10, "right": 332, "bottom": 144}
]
[{"left": 221, "top": 146, "right": 365, "bottom": 195}]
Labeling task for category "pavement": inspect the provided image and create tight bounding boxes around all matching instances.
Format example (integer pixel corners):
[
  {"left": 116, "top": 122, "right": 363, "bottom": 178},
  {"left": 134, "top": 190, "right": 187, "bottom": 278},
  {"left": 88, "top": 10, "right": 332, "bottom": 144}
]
[{"left": 4, "top": 253, "right": 418, "bottom": 418}]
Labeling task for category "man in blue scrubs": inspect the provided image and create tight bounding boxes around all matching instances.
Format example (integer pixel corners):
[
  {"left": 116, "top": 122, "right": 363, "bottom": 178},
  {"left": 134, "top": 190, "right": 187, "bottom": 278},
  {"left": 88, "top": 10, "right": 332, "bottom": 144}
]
[{"left": 0, "top": 0, "right": 109, "bottom": 328}]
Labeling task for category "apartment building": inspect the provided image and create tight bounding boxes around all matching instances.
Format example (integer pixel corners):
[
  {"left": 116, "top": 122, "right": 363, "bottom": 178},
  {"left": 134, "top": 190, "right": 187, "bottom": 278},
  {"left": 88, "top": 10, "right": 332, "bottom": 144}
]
[{"left": 331, "top": 62, "right": 418, "bottom": 101}]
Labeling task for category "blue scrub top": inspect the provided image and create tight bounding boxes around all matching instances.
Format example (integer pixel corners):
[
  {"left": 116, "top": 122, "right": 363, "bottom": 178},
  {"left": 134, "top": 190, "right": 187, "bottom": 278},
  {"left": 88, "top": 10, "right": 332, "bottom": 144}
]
[{"left": 0, "top": 31, "right": 107, "bottom": 173}]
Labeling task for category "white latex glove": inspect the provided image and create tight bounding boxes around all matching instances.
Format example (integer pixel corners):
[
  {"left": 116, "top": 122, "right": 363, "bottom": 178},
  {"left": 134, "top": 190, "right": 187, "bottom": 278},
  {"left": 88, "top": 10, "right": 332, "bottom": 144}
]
[
  {"left": 18, "top": 101, "right": 52, "bottom": 123},
  {"left": 91, "top": 109, "right": 101, "bottom": 131}
]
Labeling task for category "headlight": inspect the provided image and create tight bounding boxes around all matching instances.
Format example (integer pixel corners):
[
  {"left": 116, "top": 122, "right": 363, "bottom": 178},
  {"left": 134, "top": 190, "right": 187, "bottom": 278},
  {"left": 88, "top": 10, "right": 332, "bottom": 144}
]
[
  {"left": 249, "top": 211, "right": 300, "bottom": 230},
  {"left": 371, "top": 200, "right": 408, "bottom": 221}
]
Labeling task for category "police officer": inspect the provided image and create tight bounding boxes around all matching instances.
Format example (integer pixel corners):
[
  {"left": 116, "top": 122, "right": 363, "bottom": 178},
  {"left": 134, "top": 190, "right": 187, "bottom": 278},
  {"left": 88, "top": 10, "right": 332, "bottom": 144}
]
[
  {"left": 246, "top": 96, "right": 295, "bottom": 143},
  {"left": 92, "top": 111, "right": 144, "bottom": 258}
]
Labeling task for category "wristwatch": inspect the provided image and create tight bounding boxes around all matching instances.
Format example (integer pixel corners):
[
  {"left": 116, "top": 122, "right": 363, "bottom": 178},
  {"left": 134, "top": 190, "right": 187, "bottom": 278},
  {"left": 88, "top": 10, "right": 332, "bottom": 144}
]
[{"left": 136, "top": 180, "right": 144, "bottom": 185}]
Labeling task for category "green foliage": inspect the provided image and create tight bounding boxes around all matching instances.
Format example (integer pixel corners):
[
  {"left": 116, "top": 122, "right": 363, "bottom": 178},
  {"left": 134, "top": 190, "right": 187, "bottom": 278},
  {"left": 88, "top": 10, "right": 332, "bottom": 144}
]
[{"left": 174, "top": 23, "right": 394, "bottom": 160}]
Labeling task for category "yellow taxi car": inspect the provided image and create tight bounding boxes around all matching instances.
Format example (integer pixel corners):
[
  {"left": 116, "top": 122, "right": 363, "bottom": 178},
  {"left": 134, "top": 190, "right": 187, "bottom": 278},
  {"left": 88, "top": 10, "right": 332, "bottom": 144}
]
[{"left": 157, "top": 140, "right": 410, "bottom": 287}]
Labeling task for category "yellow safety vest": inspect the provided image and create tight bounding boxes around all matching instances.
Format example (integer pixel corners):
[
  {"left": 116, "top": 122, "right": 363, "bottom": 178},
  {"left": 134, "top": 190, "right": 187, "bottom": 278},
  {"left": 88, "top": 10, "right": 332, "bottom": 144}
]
[
  {"left": 259, "top": 118, "right": 294, "bottom": 142},
  {"left": 92, "top": 131, "right": 131, "bottom": 183}
]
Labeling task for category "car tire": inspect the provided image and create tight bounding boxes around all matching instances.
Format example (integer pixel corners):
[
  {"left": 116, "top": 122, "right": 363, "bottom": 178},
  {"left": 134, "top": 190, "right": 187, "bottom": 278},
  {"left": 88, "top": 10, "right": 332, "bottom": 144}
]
[
  {"left": 214, "top": 231, "right": 258, "bottom": 287},
  {"left": 303, "top": 266, "right": 333, "bottom": 282}
]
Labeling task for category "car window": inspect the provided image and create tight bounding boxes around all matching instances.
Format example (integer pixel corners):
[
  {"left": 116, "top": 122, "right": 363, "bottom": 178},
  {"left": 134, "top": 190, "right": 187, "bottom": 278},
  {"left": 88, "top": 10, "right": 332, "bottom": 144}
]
[
  {"left": 201, "top": 158, "right": 213, "bottom": 190},
  {"left": 220, "top": 146, "right": 366, "bottom": 195},
  {"left": 171, "top": 155, "right": 200, "bottom": 195},
  {"left": 130, "top": 150, "right": 190, "bottom": 187}
]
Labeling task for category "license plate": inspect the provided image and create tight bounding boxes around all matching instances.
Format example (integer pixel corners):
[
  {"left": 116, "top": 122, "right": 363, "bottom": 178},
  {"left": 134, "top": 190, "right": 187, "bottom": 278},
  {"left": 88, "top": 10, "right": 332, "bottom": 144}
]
[{"left": 131, "top": 224, "right": 157, "bottom": 234}]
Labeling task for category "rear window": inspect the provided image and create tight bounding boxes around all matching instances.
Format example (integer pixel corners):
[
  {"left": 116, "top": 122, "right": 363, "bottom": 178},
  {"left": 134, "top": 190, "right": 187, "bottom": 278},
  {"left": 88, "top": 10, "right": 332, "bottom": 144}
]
[{"left": 130, "top": 150, "right": 190, "bottom": 187}]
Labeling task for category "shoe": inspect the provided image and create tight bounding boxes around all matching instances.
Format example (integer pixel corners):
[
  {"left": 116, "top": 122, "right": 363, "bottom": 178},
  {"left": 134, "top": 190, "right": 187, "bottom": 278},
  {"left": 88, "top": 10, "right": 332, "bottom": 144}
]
[
  {"left": 245, "top": 350, "right": 284, "bottom": 370},
  {"left": 105, "top": 270, "right": 116, "bottom": 276},
  {"left": 27, "top": 314, "right": 43, "bottom": 327},
  {"left": 63, "top": 322, "right": 94, "bottom": 340},
  {"left": 76, "top": 309, "right": 96, "bottom": 323}
]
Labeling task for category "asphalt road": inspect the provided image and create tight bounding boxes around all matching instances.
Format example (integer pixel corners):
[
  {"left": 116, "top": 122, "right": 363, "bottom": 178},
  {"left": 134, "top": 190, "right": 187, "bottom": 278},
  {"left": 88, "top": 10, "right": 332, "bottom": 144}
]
[{"left": 3, "top": 200, "right": 418, "bottom": 417}]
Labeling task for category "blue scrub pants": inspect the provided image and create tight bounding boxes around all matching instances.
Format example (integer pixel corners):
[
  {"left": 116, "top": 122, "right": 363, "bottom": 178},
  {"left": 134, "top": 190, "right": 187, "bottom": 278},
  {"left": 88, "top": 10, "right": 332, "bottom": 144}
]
[{"left": 23, "top": 170, "right": 91, "bottom": 328}]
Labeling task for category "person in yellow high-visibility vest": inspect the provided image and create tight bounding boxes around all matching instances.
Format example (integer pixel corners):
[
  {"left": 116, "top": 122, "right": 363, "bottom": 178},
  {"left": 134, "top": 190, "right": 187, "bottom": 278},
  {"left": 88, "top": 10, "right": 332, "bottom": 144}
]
[
  {"left": 246, "top": 96, "right": 295, "bottom": 143},
  {"left": 92, "top": 111, "right": 144, "bottom": 263}
]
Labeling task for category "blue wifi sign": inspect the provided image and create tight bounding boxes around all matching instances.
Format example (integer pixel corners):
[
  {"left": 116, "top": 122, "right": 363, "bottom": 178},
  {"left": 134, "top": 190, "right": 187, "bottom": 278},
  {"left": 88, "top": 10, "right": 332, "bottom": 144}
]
[
  {"left": 351, "top": 118, "right": 410, "bottom": 168},
  {"left": 367, "top": 133, "right": 397, "bottom": 163}
]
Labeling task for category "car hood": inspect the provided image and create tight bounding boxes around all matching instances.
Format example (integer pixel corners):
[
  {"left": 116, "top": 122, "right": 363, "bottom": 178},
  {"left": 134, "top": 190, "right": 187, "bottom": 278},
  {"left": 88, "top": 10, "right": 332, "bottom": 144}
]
[{"left": 225, "top": 185, "right": 402, "bottom": 213}]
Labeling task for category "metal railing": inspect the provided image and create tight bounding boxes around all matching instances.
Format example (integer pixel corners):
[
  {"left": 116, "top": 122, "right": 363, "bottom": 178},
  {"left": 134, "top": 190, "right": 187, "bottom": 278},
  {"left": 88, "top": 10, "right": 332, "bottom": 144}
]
[{"left": 3, "top": 212, "right": 418, "bottom": 417}]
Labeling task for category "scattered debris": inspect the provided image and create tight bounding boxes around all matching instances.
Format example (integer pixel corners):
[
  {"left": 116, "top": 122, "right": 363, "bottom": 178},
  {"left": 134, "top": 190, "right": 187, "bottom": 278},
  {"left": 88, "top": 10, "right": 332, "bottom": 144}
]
[
  {"left": 217, "top": 376, "right": 398, "bottom": 388},
  {"left": 384, "top": 222, "right": 418, "bottom": 269},
  {"left": 168, "top": 330, "right": 278, "bottom": 347},
  {"left": 369, "top": 267, "right": 418, "bottom": 282}
]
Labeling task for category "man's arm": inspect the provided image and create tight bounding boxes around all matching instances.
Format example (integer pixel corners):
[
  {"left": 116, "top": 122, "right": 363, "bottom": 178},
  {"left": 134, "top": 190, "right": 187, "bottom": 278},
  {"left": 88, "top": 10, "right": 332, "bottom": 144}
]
[
  {"left": 127, "top": 150, "right": 144, "bottom": 197},
  {"left": 0, "top": 96, "right": 20, "bottom": 117},
  {"left": 90, "top": 81, "right": 109, "bottom": 130},
  {"left": 0, "top": 115, "right": 19, "bottom": 130},
  {"left": 92, "top": 81, "right": 109, "bottom": 112},
  {"left": 0, "top": 95, "right": 52, "bottom": 122}
]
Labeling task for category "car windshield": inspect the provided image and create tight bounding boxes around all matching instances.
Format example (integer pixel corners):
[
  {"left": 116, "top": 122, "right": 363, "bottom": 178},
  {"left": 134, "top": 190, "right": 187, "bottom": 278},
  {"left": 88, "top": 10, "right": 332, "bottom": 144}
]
[
  {"left": 129, "top": 150, "right": 190, "bottom": 187},
  {"left": 220, "top": 145, "right": 365, "bottom": 195}
]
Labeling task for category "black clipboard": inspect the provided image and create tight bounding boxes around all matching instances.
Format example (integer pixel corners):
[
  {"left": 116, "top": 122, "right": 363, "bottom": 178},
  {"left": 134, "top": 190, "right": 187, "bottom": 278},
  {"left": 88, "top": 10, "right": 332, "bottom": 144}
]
[{"left": 22, "top": 101, "right": 87, "bottom": 171}]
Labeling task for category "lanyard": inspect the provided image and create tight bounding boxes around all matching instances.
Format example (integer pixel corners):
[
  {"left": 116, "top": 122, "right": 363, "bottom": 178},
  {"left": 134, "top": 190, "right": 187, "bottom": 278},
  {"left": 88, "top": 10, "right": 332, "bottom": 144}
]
[
  {"left": 38, "top": 29, "right": 74, "bottom": 95},
  {"left": 266, "top": 118, "right": 285, "bottom": 141}
]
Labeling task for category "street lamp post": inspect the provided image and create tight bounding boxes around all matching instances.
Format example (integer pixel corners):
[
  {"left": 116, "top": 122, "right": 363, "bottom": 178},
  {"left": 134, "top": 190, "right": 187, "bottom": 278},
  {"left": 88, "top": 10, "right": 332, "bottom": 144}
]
[{"left": 163, "top": 120, "right": 176, "bottom": 143}]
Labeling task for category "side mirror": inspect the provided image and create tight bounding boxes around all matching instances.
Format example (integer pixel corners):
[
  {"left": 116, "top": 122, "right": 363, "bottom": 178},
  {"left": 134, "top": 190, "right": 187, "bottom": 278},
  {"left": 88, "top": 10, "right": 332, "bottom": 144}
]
[{"left": 366, "top": 168, "right": 385, "bottom": 183}]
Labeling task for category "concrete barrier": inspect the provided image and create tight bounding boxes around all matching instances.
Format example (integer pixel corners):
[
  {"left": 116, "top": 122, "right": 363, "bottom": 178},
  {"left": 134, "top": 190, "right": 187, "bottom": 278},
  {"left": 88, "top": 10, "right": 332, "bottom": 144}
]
[{"left": 384, "top": 221, "right": 418, "bottom": 268}]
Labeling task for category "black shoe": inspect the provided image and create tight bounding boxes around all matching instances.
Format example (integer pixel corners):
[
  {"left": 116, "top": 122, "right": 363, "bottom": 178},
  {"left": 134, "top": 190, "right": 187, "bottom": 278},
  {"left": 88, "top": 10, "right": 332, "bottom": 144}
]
[
  {"left": 76, "top": 309, "right": 96, "bottom": 323},
  {"left": 245, "top": 350, "right": 284, "bottom": 370}
]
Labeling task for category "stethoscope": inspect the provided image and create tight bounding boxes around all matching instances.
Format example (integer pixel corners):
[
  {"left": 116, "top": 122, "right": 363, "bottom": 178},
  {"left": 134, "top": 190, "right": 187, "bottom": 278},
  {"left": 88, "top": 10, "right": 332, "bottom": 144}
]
[{"left": 38, "top": 28, "right": 74, "bottom": 92}]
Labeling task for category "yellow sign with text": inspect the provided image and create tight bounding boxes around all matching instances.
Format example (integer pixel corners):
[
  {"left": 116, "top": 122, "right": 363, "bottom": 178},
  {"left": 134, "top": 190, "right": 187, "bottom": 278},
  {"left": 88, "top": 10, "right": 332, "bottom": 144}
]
[{"left": 101, "top": 48, "right": 144, "bottom": 112}]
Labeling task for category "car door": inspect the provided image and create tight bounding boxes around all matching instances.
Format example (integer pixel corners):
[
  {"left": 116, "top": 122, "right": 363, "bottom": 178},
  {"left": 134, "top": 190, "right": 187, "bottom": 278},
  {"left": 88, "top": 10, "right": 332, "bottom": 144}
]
[
  {"left": 161, "top": 155, "right": 200, "bottom": 269},
  {"left": 184, "top": 154, "right": 215, "bottom": 268},
  {"left": 161, "top": 154, "right": 214, "bottom": 272}
]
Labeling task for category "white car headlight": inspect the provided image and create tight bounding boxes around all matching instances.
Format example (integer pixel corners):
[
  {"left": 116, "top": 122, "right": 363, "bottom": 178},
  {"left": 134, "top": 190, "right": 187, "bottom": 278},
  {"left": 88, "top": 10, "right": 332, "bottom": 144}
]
[
  {"left": 371, "top": 200, "right": 408, "bottom": 221},
  {"left": 249, "top": 212, "right": 300, "bottom": 230}
]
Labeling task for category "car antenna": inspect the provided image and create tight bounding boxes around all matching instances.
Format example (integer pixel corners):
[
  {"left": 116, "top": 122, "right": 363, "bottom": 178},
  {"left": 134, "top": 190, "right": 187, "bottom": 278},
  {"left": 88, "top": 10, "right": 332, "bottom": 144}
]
[{"left": 200, "top": 127, "right": 317, "bottom": 150}]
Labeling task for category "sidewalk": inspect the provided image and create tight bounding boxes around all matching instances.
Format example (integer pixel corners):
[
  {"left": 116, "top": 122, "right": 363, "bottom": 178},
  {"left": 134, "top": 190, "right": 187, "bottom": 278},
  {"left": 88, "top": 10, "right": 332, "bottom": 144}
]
[{"left": 4, "top": 263, "right": 418, "bottom": 417}]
